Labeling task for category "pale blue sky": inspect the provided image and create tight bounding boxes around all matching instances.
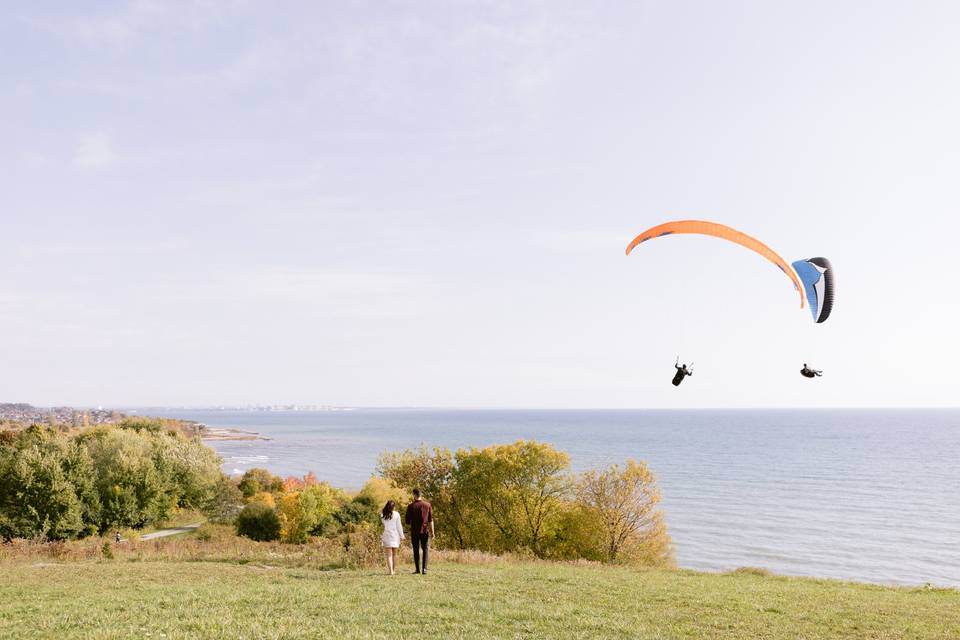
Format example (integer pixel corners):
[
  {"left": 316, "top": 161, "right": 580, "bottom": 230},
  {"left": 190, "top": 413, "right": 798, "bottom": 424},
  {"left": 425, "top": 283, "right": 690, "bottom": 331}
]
[{"left": 2, "top": 1, "right": 958, "bottom": 408}]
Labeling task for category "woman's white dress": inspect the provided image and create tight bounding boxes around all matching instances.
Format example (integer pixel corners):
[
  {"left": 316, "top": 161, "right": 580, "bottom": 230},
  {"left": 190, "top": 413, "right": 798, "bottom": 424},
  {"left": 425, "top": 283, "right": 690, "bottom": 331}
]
[{"left": 381, "top": 511, "right": 404, "bottom": 548}]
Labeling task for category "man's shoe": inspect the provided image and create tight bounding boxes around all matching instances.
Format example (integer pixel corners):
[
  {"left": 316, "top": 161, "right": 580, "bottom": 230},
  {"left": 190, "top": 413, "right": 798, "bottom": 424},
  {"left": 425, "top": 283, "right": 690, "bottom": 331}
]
[
  {"left": 421, "top": 569, "right": 427, "bottom": 575},
  {"left": 412, "top": 569, "right": 421, "bottom": 574}
]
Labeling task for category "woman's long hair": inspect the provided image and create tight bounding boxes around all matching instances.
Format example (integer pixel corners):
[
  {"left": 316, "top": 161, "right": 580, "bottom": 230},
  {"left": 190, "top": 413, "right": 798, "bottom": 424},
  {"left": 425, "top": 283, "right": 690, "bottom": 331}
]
[{"left": 381, "top": 500, "right": 395, "bottom": 520}]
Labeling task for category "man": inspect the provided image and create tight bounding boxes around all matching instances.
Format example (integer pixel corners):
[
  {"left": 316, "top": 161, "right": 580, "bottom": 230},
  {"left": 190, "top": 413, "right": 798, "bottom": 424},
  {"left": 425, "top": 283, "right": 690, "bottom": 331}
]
[
  {"left": 405, "top": 488, "right": 434, "bottom": 575},
  {"left": 672, "top": 357, "right": 693, "bottom": 386},
  {"left": 800, "top": 363, "right": 823, "bottom": 378}
]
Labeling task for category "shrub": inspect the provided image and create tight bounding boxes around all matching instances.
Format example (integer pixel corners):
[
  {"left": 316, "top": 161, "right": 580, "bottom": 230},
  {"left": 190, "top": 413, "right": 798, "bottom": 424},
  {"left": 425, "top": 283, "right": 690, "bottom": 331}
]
[
  {"left": 238, "top": 468, "right": 283, "bottom": 498},
  {"left": 235, "top": 503, "right": 281, "bottom": 542},
  {"left": 277, "top": 483, "right": 343, "bottom": 543},
  {"left": 248, "top": 491, "right": 276, "bottom": 508},
  {"left": 357, "top": 477, "right": 410, "bottom": 510},
  {"left": 332, "top": 495, "right": 378, "bottom": 532},
  {"left": 205, "top": 475, "right": 244, "bottom": 523},
  {"left": 340, "top": 523, "right": 382, "bottom": 569}
]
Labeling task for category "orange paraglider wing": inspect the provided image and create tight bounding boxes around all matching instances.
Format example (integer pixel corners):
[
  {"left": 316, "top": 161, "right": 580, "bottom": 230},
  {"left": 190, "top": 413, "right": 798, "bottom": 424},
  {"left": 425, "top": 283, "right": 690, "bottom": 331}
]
[{"left": 625, "top": 220, "right": 805, "bottom": 308}]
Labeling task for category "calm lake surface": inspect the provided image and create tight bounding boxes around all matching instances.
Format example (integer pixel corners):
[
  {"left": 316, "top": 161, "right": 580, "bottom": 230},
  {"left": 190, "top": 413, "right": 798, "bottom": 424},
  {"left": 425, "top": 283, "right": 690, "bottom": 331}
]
[{"left": 150, "top": 408, "right": 960, "bottom": 587}]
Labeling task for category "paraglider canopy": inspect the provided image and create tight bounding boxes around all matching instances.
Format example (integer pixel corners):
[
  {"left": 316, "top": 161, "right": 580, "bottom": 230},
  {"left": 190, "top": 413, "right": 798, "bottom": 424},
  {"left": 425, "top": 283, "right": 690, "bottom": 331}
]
[
  {"left": 792, "top": 257, "right": 834, "bottom": 323},
  {"left": 626, "top": 220, "right": 805, "bottom": 309}
]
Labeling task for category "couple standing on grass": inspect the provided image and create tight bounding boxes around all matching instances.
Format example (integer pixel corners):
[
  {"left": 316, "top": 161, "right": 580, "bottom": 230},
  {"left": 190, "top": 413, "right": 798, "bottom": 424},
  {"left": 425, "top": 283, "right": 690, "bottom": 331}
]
[{"left": 380, "top": 488, "right": 434, "bottom": 576}]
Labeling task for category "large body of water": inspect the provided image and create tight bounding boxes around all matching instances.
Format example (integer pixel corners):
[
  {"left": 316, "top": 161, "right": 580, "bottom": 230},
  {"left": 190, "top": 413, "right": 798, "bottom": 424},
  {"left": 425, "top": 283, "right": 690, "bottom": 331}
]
[{"left": 153, "top": 408, "right": 959, "bottom": 587}]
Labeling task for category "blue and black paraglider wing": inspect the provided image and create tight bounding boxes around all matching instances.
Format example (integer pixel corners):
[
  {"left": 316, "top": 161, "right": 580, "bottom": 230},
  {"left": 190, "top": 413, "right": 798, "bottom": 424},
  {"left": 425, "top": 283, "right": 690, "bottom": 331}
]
[{"left": 791, "top": 257, "right": 834, "bottom": 323}]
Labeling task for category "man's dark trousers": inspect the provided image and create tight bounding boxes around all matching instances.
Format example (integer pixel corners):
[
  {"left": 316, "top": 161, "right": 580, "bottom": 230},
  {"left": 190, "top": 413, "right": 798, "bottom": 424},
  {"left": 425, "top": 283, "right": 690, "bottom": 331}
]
[{"left": 412, "top": 532, "right": 429, "bottom": 572}]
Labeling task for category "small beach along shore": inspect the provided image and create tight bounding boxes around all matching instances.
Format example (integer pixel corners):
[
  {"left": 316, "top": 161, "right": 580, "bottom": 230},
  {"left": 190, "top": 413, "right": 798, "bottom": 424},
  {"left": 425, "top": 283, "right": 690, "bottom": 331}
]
[{"left": 197, "top": 425, "right": 270, "bottom": 441}]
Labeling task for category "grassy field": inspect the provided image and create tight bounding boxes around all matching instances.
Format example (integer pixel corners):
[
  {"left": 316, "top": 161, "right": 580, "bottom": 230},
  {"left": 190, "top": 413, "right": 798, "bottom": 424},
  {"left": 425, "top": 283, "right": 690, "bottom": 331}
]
[{"left": 1, "top": 555, "right": 957, "bottom": 639}]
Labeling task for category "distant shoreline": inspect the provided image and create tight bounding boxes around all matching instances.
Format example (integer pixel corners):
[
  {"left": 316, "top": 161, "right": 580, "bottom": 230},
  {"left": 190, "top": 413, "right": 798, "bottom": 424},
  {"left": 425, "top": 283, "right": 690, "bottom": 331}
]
[{"left": 198, "top": 425, "right": 269, "bottom": 441}]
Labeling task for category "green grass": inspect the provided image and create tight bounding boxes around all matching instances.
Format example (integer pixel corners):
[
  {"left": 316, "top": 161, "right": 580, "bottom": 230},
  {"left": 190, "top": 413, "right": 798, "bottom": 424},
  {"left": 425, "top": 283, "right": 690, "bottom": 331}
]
[{"left": 1, "top": 559, "right": 957, "bottom": 639}]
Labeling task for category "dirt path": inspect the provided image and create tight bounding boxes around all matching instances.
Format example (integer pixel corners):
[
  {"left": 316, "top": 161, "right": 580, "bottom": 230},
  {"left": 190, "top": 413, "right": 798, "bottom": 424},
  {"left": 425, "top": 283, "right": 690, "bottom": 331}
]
[{"left": 121, "top": 523, "right": 203, "bottom": 542}]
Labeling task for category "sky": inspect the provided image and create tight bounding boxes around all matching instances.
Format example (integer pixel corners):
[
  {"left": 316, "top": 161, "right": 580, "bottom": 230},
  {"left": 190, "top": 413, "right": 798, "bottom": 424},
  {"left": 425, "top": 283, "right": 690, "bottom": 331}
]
[{"left": 2, "top": 1, "right": 959, "bottom": 408}]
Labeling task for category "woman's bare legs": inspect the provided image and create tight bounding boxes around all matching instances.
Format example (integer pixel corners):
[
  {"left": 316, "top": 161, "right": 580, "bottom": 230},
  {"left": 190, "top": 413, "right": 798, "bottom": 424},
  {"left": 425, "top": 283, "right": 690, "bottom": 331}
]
[
  {"left": 384, "top": 548, "right": 395, "bottom": 574},
  {"left": 390, "top": 548, "right": 399, "bottom": 575}
]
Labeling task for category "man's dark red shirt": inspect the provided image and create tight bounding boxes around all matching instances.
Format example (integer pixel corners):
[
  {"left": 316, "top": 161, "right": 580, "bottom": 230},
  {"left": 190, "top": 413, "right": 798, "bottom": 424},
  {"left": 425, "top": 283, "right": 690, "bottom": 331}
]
[{"left": 405, "top": 499, "right": 433, "bottom": 535}]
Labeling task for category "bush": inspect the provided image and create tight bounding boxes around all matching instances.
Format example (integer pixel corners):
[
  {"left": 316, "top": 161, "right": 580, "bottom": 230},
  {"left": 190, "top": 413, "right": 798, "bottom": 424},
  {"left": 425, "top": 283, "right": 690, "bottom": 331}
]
[
  {"left": 235, "top": 503, "right": 281, "bottom": 541},
  {"left": 238, "top": 468, "right": 283, "bottom": 498},
  {"left": 205, "top": 475, "right": 244, "bottom": 523},
  {"left": 277, "top": 483, "right": 343, "bottom": 543},
  {"left": 74, "top": 425, "right": 222, "bottom": 532},
  {"left": 332, "top": 495, "right": 378, "bottom": 532},
  {"left": 357, "top": 477, "right": 410, "bottom": 510},
  {"left": 0, "top": 426, "right": 100, "bottom": 540}
]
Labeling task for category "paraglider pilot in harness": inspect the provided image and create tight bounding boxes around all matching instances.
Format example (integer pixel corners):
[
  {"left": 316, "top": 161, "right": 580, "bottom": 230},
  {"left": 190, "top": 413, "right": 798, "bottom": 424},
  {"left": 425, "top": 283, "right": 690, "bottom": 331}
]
[
  {"left": 672, "top": 357, "right": 693, "bottom": 386},
  {"left": 800, "top": 364, "right": 822, "bottom": 378}
]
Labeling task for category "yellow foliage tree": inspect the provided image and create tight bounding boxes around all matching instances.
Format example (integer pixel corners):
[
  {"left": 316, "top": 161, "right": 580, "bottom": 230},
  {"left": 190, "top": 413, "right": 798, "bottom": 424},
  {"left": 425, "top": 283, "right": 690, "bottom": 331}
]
[
  {"left": 248, "top": 491, "right": 275, "bottom": 508},
  {"left": 277, "top": 491, "right": 303, "bottom": 542},
  {"left": 357, "top": 477, "right": 410, "bottom": 511},
  {"left": 577, "top": 459, "right": 673, "bottom": 566},
  {"left": 277, "top": 483, "right": 343, "bottom": 543}
]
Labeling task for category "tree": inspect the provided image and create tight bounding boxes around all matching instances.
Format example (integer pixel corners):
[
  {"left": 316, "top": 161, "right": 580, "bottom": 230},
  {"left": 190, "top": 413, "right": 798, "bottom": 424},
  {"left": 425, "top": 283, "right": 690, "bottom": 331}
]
[
  {"left": 82, "top": 428, "right": 169, "bottom": 529},
  {"left": 331, "top": 495, "right": 379, "bottom": 533},
  {"left": 356, "top": 477, "right": 410, "bottom": 513},
  {"left": 576, "top": 459, "right": 673, "bottom": 565},
  {"left": 205, "top": 475, "right": 244, "bottom": 523},
  {"left": 151, "top": 430, "right": 223, "bottom": 510},
  {"left": 377, "top": 446, "right": 466, "bottom": 548},
  {"left": 76, "top": 425, "right": 221, "bottom": 531},
  {"left": 235, "top": 502, "right": 281, "bottom": 541},
  {"left": 277, "top": 483, "right": 343, "bottom": 543},
  {"left": 0, "top": 427, "right": 99, "bottom": 540},
  {"left": 248, "top": 491, "right": 276, "bottom": 508},
  {"left": 238, "top": 468, "right": 284, "bottom": 498},
  {"left": 454, "top": 441, "right": 572, "bottom": 557}
]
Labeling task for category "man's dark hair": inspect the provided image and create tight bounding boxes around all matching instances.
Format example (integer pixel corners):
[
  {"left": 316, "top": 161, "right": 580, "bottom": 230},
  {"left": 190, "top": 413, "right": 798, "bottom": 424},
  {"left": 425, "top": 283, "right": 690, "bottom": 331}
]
[{"left": 412, "top": 488, "right": 421, "bottom": 498}]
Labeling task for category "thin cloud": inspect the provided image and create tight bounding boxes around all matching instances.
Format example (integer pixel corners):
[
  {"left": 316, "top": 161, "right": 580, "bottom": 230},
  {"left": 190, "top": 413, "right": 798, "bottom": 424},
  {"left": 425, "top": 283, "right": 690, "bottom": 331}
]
[
  {"left": 74, "top": 132, "right": 116, "bottom": 169},
  {"left": 49, "top": 0, "right": 245, "bottom": 48},
  {"left": 20, "top": 151, "right": 47, "bottom": 169}
]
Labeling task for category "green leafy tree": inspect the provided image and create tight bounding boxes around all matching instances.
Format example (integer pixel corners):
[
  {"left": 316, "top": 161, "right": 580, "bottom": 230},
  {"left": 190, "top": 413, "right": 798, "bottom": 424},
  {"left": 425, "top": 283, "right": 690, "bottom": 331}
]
[
  {"left": 78, "top": 427, "right": 171, "bottom": 529},
  {"left": 150, "top": 432, "right": 223, "bottom": 509},
  {"left": 377, "top": 446, "right": 467, "bottom": 548},
  {"left": 454, "top": 441, "right": 572, "bottom": 557},
  {"left": 77, "top": 425, "right": 222, "bottom": 531},
  {"left": 0, "top": 426, "right": 100, "bottom": 540},
  {"left": 238, "top": 468, "right": 284, "bottom": 498},
  {"left": 332, "top": 495, "right": 379, "bottom": 532},
  {"left": 205, "top": 475, "right": 244, "bottom": 523},
  {"left": 235, "top": 502, "right": 281, "bottom": 541}
]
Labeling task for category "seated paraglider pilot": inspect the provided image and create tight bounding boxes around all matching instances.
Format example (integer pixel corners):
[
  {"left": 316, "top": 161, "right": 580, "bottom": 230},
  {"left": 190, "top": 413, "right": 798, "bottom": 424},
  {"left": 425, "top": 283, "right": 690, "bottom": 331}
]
[
  {"left": 672, "top": 358, "right": 693, "bottom": 386},
  {"left": 800, "top": 363, "right": 822, "bottom": 378}
]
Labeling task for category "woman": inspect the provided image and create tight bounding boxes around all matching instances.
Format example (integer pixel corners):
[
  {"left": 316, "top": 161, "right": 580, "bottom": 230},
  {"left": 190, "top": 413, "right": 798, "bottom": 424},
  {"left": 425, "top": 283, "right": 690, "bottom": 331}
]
[{"left": 380, "top": 499, "right": 404, "bottom": 575}]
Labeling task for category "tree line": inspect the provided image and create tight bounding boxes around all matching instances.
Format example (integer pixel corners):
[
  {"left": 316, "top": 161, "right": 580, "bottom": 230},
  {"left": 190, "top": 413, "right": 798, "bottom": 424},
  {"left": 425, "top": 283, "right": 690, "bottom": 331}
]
[
  {"left": 0, "top": 419, "right": 226, "bottom": 540},
  {"left": 377, "top": 441, "right": 672, "bottom": 565},
  {"left": 1, "top": 421, "right": 672, "bottom": 567}
]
